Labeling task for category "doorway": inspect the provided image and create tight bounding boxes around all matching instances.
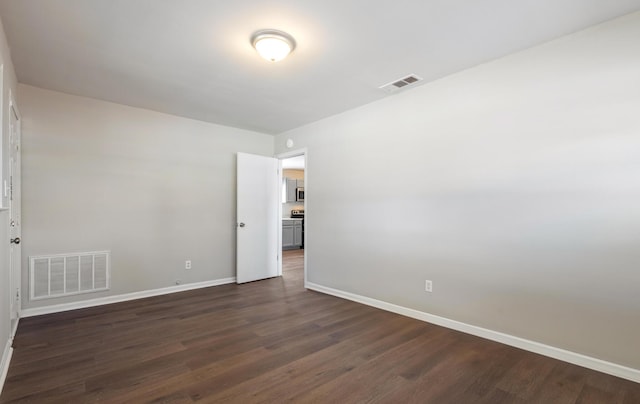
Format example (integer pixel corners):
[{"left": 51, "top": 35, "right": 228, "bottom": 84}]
[{"left": 278, "top": 150, "right": 306, "bottom": 287}]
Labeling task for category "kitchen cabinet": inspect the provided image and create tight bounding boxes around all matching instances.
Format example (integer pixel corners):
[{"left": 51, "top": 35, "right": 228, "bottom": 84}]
[
  {"left": 283, "top": 177, "right": 304, "bottom": 203},
  {"left": 285, "top": 178, "right": 297, "bottom": 202},
  {"left": 293, "top": 222, "right": 302, "bottom": 246},
  {"left": 282, "top": 219, "right": 302, "bottom": 249},
  {"left": 283, "top": 223, "right": 294, "bottom": 247}
]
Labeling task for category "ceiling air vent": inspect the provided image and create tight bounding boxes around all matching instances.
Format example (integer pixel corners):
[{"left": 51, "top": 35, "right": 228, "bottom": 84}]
[{"left": 379, "top": 74, "right": 423, "bottom": 93}]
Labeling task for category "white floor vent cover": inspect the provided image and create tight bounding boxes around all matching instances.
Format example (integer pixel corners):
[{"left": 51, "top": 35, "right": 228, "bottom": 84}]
[{"left": 29, "top": 251, "right": 110, "bottom": 300}]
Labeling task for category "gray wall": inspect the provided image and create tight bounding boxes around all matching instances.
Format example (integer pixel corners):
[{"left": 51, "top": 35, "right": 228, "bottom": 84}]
[
  {"left": 0, "top": 15, "right": 18, "bottom": 370},
  {"left": 275, "top": 12, "right": 640, "bottom": 369},
  {"left": 19, "top": 85, "right": 273, "bottom": 309}
]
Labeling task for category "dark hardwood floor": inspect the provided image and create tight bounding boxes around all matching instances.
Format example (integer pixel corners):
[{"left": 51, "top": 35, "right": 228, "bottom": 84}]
[{"left": 2, "top": 248, "right": 638, "bottom": 403}]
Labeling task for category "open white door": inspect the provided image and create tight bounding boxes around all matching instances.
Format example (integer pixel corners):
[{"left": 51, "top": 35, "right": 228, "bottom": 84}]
[
  {"left": 236, "top": 152, "right": 279, "bottom": 283},
  {"left": 8, "top": 100, "right": 21, "bottom": 333}
]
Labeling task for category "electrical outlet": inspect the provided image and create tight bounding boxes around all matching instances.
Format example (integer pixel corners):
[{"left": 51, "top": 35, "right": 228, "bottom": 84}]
[
  {"left": 425, "top": 280, "right": 433, "bottom": 293},
  {"left": 185, "top": 260, "right": 192, "bottom": 270}
]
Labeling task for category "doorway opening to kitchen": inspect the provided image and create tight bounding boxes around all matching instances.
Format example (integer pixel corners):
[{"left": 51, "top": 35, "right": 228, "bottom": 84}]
[{"left": 278, "top": 151, "right": 306, "bottom": 286}]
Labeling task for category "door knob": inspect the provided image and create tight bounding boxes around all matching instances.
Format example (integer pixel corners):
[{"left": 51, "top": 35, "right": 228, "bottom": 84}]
[
  {"left": 239, "top": 223, "right": 246, "bottom": 228},
  {"left": 10, "top": 237, "right": 20, "bottom": 244}
]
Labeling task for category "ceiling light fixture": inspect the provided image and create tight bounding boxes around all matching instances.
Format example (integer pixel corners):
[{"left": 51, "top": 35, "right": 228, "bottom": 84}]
[{"left": 251, "top": 29, "right": 296, "bottom": 62}]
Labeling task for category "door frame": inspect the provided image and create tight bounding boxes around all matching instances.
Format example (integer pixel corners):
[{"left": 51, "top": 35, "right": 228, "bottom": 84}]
[
  {"left": 8, "top": 89, "right": 22, "bottom": 336},
  {"left": 276, "top": 148, "right": 307, "bottom": 287}
]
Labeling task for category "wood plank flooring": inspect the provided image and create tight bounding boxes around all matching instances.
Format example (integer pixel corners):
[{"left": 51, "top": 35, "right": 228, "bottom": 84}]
[{"left": 2, "top": 248, "right": 639, "bottom": 403}]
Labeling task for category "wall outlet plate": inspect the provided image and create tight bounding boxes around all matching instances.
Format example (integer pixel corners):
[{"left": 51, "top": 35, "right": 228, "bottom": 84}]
[
  {"left": 185, "top": 260, "right": 192, "bottom": 270},
  {"left": 425, "top": 280, "right": 433, "bottom": 293}
]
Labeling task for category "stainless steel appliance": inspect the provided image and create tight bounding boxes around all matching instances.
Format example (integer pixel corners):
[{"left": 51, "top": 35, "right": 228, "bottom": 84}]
[
  {"left": 296, "top": 187, "right": 304, "bottom": 202},
  {"left": 291, "top": 209, "right": 304, "bottom": 248}
]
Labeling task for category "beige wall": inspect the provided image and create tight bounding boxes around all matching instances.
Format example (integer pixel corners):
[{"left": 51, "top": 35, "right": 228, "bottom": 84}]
[
  {"left": 283, "top": 169, "right": 304, "bottom": 180},
  {"left": 19, "top": 85, "right": 273, "bottom": 309},
  {"left": 275, "top": 12, "right": 640, "bottom": 369}
]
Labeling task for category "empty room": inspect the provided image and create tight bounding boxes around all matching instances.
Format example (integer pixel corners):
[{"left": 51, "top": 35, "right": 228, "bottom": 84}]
[{"left": 1, "top": 1, "right": 639, "bottom": 403}]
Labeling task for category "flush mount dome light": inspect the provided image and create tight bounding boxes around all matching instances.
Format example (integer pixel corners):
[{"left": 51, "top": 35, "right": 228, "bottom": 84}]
[{"left": 251, "top": 29, "right": 296, "bottom": 62}]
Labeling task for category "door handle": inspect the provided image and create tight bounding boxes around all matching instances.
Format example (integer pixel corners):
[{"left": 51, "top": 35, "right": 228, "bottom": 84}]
[
  {"left": 238, "top": 223, "right": 245, "bottom": 228},
  {"left": 10, "top": 237, "right": 20, "bottom": 244}
]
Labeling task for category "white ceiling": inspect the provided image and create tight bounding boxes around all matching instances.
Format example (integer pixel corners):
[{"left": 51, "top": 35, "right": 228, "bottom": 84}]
[{"left": 1, "top": 1, "right": 639, "bottom": 135}]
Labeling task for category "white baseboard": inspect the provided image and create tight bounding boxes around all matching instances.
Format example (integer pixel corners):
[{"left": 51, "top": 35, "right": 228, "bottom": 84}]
[
  {"left": 306, "top": 282, "right": 640, "bottom": 384},
  {"left": 10, "top": 319, "right": 19, "bottom": 342},
  {"left": 21, "top": 277, "right": 236, "bottom": 318},
  {"left": 1, "top": 319, "right": 20, "bottom": 396},
  {"left": 0, "top": 339, "right": 13, "bottom": 397}
]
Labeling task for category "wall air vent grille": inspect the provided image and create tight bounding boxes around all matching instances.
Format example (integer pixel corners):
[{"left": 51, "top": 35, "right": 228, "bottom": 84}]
[
  {"left": 379, "top": 74, "right": 424, "bottom": 93},
  {"left": 29, "top": 251, "right": 110, "bottom": 300}
]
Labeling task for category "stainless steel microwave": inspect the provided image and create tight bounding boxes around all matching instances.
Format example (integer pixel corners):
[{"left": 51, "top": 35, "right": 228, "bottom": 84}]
[{"left": 296, "top": 187, "right": 304, "bottom": 202}]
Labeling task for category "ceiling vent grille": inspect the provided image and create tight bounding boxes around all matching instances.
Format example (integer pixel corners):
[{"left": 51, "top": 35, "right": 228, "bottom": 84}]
[{"left": 379, "top": 74, "right": 423, "bottom": 93}]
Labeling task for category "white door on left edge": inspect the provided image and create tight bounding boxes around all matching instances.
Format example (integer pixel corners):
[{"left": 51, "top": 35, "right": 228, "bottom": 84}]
[
  {"left": 236, "top": 152, "right": 279, "bottom": 283},
  {"left": 9, "top": 101, "right": 21, "bottom": 331}
]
